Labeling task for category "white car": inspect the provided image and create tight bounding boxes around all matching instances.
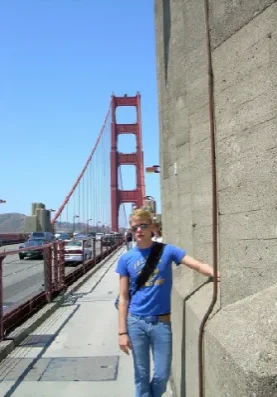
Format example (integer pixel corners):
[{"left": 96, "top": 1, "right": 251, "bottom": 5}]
[
  {"left": 95, "top": 233, "right": 104, "bottom": 241},
  {"left": 64, "top": 240, "right": 92, "bottom": 263}
]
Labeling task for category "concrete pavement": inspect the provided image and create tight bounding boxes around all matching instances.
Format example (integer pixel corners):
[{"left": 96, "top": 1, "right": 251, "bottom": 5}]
[{"left": 0, "top": 247, "right": 173, "bottom": 397}]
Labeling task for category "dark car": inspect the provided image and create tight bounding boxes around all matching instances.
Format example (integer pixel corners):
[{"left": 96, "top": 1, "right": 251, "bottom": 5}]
[
  {"left": 30, "top": 232, "right": 54, "bottom": 241},
  {"left": 18, "top": 239, "right": 47, "bottom": 260},
  {"left": 102, "top": 235, "right": 116, "bottom": 247},
  {"left": 73, "top": 233, "right": 87, "bottom": 240},
  {"left": 87, "top": 232, "right": 96, "bottom": 238},
  {"left": 56, "top": 233, "right": 70, "bottom": 241}
]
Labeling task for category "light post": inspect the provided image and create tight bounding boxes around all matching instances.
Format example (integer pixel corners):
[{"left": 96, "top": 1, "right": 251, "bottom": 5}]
[
  {"left": 87, "top": 219, "right": 92, "bottom": 234},
  {"left": 73, "top": 215, "right": 79, "bottom": 234}
]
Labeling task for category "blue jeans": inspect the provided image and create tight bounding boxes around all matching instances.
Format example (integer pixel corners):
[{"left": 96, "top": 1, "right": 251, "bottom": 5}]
[
  {"left": 126, "top": 241, "right": 132, "bottom": 251},
  {"left": 127, "top": 314, "right": 172, "bottom": 397}
]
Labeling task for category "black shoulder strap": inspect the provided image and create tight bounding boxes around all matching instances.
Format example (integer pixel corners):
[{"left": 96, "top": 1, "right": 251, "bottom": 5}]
[{"left": 132, "top": 242, "right": 166, "bottom": 296}]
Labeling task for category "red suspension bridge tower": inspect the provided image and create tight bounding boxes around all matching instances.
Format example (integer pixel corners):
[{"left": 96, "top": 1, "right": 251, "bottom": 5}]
[{"left": 110, "top": 93, "right": 146, "bottom": 232}]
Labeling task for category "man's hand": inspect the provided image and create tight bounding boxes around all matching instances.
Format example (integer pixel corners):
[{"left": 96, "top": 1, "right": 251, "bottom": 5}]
[
  {"left": 119, "top": 334, "right": 132, "bottom": 355},
  {"left": 209, "top": 272, "right": 220, "bottom": 282}
]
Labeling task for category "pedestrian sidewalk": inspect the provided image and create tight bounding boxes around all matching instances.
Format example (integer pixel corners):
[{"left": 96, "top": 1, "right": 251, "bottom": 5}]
[{"left": 0, "top": 248, "right": 173, "bottom": 397}]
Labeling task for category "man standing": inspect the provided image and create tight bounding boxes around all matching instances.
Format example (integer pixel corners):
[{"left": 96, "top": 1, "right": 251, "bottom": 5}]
[
  {"left": 115, "top": 208, "right": 220, "bottom": 397},
  {"left": 125, "top": 230, "right": 133, "bottom": 251}
]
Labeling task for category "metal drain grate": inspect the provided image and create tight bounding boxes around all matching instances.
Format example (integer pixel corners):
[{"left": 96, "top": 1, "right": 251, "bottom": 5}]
[
  {"left": 0, "top": 356, "right": 119, "bottom": 382},
  {"left": 40, "top": 356, "right": 119, "bottom": 381}
]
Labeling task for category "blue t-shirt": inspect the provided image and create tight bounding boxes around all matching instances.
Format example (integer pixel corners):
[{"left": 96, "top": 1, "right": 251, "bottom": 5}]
[{"left": 115, "top": 243, "right": 186, "bottom": 316}]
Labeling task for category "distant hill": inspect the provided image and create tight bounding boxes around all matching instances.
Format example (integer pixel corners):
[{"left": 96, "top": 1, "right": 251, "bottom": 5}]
[
  {"left": 54, "top": 221, "right": 111, "bottom": 234},
  {"left": 0, "top": 214, "right": 101, "bottom": 234},
  {"left": 0, "top": 213, "right": 122, "bottom": 234},
  {"left": 0, "top": 213, "right": 26, "bottom": 233},
  {"left": 54, "top": 221, "right": 97, "bottom": 233}
]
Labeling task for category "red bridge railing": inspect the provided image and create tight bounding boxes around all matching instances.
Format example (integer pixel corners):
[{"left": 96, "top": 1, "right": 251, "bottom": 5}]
[
  {"left": 0, "top": 237, "right": 123, "bottom": 340},
  {"left": 0, "top": 233, "right": 29, "bottom": 246}
]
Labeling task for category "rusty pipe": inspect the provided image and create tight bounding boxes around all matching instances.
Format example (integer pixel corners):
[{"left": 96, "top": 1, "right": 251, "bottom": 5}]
[{"left": 198, "top": 0, "right": 219, "bottom": 396}]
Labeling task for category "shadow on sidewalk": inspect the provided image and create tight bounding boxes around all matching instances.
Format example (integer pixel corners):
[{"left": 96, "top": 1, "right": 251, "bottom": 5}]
[{"left": 2, "top": 251, "right": 121, "bottom": 397}]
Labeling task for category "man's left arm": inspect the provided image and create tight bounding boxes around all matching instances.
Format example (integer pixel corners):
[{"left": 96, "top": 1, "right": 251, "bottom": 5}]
[{"left": 180, "top": 255, "right": 220, "bottom": 281}]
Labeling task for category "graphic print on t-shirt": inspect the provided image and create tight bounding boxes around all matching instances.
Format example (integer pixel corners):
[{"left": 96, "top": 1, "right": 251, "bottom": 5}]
[{"left": 133, "top": 257, "right": 165, "bottom": 287}]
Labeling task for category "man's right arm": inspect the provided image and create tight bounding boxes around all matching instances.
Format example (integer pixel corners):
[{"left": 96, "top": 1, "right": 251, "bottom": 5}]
[
  {"left": 118, "top": 276, "right": 132, "bottom": 354},
  {"left": 118, "top": 275, "right": 129, "bottom": 334},
  {"left": 116, "top": 256, "right": 132, "bottom": 354}
]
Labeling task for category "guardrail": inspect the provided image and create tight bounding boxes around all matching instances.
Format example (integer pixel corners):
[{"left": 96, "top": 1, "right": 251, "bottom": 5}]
[
  {"left": 0, "top": 233, "right": 29, "bottom": 247},
  {"left": 0, "top": 237, "right": 123, "bottom": 340}
]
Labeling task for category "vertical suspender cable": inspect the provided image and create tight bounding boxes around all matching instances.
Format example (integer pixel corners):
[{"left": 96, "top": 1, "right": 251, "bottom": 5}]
[
  {"left": 101, "top": 134, "right": 104, "bottom": 226},
  {"left": 78, "top": 183, "right": 81, "bottom": 230},
  {"left": 87, "top": 164, "right": 89, "bottom": 231},
  {"left": 119, "top": 166, "right": 127, "bottom": 227},
  {"left": 82, "top": 177, "right": 85, "bottom": 231},
  {"left": 51, "top": 106, "right": 111, "bottom": 224},
  {"left": 93, "top": 155, "right": 96, "bottom": 231}
]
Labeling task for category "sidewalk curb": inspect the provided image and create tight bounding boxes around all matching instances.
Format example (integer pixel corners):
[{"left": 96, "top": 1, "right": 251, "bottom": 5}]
[{"left": 0, "top": 246, "right": 124, "bottom": 362}]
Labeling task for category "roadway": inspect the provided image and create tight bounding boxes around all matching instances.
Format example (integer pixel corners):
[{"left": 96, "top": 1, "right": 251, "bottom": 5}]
[{"left": 0, "top": 242, "right": 103, "bottom": 312}]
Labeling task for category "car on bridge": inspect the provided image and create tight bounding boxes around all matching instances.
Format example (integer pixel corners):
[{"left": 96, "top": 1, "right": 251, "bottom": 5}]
[
  {"left": 95, "top": 232, "right": 104, "bottom": 241},
  {"left": 64, "top": 239, "right": 93, "bottom": 263},
  {"left": 102, "top": 234, "right": 116, "bottom": 247},
  {"left": 55, "top": 232, "right": 71, "bottom": 241},
  {"left": 73, "top": 233, "right": 87, "bottom": 240},
  {"left": 30, "top": 232, "right": 54, "bottom": 241},
  {"left": 18, "top": 239, "right": 47, "bottom": 260},
  {"left": 87, "top": 232, "right": 96, "bottom": 238}
]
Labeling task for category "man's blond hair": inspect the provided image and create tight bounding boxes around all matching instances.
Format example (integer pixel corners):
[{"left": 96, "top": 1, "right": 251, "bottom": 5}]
[{"left": 129, "top": 208, "right": 153, "bottom": 225}]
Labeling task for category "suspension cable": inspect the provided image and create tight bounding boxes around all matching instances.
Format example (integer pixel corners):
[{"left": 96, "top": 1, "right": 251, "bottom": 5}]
[{"left": 51, "top": 106, "right": 111, "bottom": 224}]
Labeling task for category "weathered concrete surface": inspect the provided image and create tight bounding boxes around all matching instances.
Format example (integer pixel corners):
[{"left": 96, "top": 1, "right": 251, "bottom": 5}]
[
  {"left": 209, "top": 0, "right": 277, "bottom": 49},
  {"left": 155, "top": 0, "right": 277, "bottom": 396}
]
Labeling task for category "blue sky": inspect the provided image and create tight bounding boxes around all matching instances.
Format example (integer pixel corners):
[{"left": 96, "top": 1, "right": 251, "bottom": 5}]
[{"left": 0, "top": 0, "right": 161, "bottom": 224}]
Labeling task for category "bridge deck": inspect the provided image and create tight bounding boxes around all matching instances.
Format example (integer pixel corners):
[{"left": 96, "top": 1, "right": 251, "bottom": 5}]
[{"left": 0, "top": 248, "right": 172, "bottom": 397}]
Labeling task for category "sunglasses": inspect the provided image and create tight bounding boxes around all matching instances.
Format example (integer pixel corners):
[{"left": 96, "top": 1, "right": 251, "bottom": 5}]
[{"left": 131, "top": 223, "right": 150, "bottom": 232}]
